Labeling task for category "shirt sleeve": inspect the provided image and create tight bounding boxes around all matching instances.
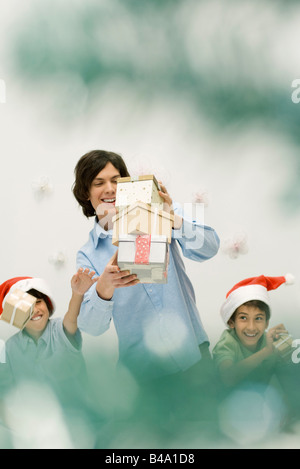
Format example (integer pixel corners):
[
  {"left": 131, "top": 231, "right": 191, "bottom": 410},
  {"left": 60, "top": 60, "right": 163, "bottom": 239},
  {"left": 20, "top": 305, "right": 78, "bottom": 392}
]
[
  {"left": 0, "top": 340, "right": 5, "bottom": 364},
  {"left": 52, "top": 318, "right": 83, "bottom": 353},
  {"left": 0, "top": 363, "right": 14, "bottom": 398},
  {"left": 212, "top": 332, "right": 237, "bottom": 369},
  {"left": 172, "top": 202, "right": 220, "bottom": 262},
  {"left": 77, "top": 283, "right": 114, "bottom": 336}
]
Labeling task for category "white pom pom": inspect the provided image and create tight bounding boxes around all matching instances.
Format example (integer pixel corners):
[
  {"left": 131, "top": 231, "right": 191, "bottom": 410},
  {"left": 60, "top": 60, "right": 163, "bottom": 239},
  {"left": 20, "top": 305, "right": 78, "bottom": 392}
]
[{"left": 285, "top": 273, "right": 295, "bottom": 285}]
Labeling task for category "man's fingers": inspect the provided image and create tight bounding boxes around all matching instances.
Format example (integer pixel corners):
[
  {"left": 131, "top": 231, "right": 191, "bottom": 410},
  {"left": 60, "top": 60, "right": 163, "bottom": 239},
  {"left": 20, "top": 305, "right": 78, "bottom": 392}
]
[
  {"left": 114, "top": 276, "right": 139, "bottom": 288},
  {"left": 105, "top": 265, "right": 132, "bottom": 276},
  {"left": 158, "top": 181, "right": 167, "bottom": 191},
  {"left": 105, "top": 266, "right": 137, "bottom": 282},
  {"left": 110, "top": 271, "right": 138, "bottom": 286},
  {"left": 105, "top": 265, "right": 121, "bottom": 274},
  {"left": 102, "top": 252, "right": 140, "bottom": 288}
]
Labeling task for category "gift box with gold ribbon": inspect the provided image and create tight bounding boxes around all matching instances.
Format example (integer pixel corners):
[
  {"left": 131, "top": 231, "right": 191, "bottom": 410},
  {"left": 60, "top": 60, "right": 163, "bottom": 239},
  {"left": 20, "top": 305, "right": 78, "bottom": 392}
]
[
  {"left": 115, "top": 175, "right": 164, "bottom": 210},
  {"left": 1, "top": 289, "right": 36, "bottom": 329},
  {"left": 273, "top": 333, "right": 294, "bottom": 360}
]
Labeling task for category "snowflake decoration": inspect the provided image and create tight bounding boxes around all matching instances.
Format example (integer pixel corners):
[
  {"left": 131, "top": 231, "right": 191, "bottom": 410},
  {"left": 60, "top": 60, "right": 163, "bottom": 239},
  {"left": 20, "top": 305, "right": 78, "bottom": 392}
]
[
  {"left": 192, "top": 190, "right": 209, "bottom": 207},
  {"left": 221, "top": 231, "right": 249, "bottom": 259}
]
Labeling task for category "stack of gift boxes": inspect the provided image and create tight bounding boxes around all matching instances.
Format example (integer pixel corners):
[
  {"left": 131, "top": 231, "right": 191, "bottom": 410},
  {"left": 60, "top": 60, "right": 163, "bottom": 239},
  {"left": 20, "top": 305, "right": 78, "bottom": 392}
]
[{"left": 112, "top": 175, "right": 174, "bottom": 284}]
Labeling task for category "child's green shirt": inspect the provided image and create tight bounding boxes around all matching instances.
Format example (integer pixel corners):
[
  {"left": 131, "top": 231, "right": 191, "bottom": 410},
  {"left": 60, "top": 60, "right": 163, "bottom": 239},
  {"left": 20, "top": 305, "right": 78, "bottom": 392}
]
[{"left": 212, "top": 329, "right": 278, "bottom": 385}]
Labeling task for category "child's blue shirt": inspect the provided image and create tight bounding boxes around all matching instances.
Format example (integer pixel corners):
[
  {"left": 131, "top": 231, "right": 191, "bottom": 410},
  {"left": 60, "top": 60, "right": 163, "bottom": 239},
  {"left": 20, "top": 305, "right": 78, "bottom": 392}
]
[{"left": 4, "top": 318, "right": 86, "bottom": 396}]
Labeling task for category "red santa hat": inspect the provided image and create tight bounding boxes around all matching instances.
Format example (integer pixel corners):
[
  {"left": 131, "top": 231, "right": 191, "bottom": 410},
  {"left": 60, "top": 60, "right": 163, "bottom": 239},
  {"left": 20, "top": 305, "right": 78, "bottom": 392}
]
[
  {"left": 220, "top": 274, "right": 294, "bottom": 325},
  {"left": 0, "top": 277, "right": 55, "bottom": 316}
]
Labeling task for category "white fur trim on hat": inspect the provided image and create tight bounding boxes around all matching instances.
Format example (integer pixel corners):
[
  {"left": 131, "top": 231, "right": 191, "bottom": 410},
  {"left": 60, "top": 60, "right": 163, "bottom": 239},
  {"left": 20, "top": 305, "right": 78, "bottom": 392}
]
[{"left": 220, "top": 284, "right": 270, "bottom": 325}]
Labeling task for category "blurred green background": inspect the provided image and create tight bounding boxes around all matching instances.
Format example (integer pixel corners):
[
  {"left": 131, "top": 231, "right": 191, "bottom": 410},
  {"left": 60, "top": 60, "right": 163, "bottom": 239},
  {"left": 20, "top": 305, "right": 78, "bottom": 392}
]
[{"left": 7, "top": 0, "right": 300, "bottom": 209}]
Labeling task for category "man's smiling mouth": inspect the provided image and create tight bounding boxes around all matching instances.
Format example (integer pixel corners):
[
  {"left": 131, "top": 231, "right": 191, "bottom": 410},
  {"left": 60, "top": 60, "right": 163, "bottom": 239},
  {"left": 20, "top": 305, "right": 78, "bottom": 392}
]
[{"left": 101, "top": 198, "right": 116, "bottom": 203}]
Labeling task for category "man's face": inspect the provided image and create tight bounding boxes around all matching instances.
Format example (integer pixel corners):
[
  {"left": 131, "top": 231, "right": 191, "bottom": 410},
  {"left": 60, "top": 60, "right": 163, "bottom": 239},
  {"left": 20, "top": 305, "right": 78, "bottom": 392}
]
[
  {"left": 88, "top": 162, "right": 120, "bottom": 230},
  {"left": 228, "top": 304, "right": 269, "bottom": 351}
]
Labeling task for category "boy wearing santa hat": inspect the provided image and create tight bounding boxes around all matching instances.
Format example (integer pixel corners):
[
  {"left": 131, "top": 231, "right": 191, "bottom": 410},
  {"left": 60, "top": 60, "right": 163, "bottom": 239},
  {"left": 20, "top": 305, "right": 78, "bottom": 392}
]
[
  {"left": 212, "top": 274, "right": 294, "bottom": 388},
  {"left": 0, "top": 268, "right": 97, "bottom": 402}
]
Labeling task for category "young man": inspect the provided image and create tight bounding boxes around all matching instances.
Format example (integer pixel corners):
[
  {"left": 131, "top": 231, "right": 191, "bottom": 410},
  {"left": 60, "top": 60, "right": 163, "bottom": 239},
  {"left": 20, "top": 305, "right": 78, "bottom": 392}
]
[{"left": 73, "top": 150, "right": 220, "bottom": 385}]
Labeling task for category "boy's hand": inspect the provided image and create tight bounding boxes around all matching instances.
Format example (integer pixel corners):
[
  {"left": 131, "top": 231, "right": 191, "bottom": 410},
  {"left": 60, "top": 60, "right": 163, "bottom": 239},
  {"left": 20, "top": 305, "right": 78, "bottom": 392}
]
[
  {"left": 266, "top": 323, "right": 289, "bottom": 351},
  {"left": 71, "top": 268, "right": 99, "bottom": 296},
  {"left": 96, "top": 251, "right": 139, "bottom": 301}
]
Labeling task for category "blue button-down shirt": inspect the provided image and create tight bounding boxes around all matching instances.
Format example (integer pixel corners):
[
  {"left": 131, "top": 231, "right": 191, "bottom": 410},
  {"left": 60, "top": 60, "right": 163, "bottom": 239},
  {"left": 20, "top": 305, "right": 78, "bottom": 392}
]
[
  {"left": 4, "top": 319, "right": 86, "bottom": 396},
  {"left": 77, "top": 203, "right": 220, "bottom": 380}
]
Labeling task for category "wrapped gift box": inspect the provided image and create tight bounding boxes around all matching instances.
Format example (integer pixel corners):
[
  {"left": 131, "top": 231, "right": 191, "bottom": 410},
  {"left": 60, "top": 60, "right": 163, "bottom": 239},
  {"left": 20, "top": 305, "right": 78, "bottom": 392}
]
[
  {"left": 117, "top": 234, "right": 169, "bottom": 284},
  {"left": 1, "top": 289, "right": 36, "bottom": 329},
  {"left": 274, "top": 333, "right": 294, "bottom": 360},
  {"left": 115, "top": 175, "right": 164, "bottom": 210},
  {"left": 112, "top": 201, "right": 174, "bottom": 246}
]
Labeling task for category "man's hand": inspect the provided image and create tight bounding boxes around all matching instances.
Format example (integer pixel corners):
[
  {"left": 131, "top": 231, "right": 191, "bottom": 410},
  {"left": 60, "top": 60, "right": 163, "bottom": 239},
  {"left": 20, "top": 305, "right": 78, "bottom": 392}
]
[
  {"left": 158, "top": 182, "right": 173, "bottom": 213},
  {"left": 158, "top": 181, "right": 182, "bottom": 230},
  {"left": 96, "top": 251, "right": 139, "bottom": 300}
]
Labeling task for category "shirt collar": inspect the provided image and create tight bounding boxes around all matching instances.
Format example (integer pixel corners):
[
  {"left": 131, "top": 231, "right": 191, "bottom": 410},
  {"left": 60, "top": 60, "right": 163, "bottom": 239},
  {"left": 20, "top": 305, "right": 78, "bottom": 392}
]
[
  {"left": 230, "top": 328, "right": 266, "bottom": 353},
  {"left": 92, "top": 217, "right": 113, "bottom": 248},
  {"left": 20, "top": 320, "right": 51, "bottom": 350}
]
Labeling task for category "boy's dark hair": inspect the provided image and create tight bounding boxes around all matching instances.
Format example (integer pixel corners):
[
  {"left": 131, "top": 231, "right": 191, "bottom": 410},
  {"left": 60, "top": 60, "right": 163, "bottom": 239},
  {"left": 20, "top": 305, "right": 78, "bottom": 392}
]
[
  {"left": 27, "top": 289, "right": 54, "bottom": 317},
  {"left": 230, "top": 300, "right": 271, "bottom": 322},
  {"left": 72, "top": 150, "right": 130, "bottom": 218}
]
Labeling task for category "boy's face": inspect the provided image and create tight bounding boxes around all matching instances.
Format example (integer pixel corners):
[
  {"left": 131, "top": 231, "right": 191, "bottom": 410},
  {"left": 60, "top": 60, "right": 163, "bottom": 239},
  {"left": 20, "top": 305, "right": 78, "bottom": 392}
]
[
  {"left": 88, "top": 162, "right": 120, "bottom": 230},
  {"left": 228, "top": 304, "right": 269, "bottom": 351},
  {"left": 25, "top": 298, "right": 50, "bottom": 336}
]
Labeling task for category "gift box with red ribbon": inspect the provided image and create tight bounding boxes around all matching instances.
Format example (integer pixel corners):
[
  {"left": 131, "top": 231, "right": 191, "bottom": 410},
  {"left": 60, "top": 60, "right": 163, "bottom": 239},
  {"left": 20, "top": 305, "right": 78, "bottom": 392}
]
[{"left": 117, "top": 234, "right": 169, "bottom": 284}]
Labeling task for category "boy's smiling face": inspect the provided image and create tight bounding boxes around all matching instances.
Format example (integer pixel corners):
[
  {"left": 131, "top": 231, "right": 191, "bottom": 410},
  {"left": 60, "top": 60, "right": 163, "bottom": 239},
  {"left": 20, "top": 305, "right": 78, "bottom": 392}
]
[
  {"left": 228, "top": 304, "right": 269, "bottom": 351},
  {"left": 24, "top": 298, "right": 50, "bottom": 338}
]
